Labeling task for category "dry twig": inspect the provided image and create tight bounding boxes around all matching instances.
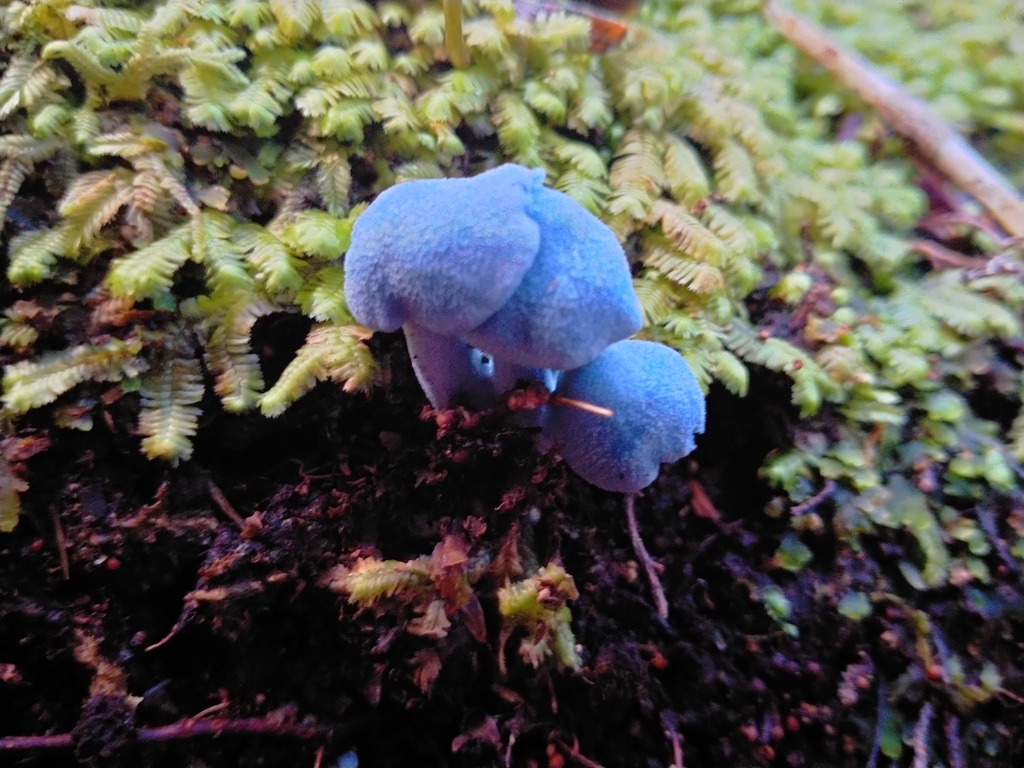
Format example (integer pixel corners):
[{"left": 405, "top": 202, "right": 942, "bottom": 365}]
[
  {"left": 443, "top": 0, "right": 470, "bottom": 69},
  {"left": 790, "top": 479, "right": 836, "bottom": 515},
  {"left": 0, "top": 716, "right": 333, "bottom": 753},
  {"left": 865, "top": 678, "right": 887, "bottom": 768},
  {"left": 763, "top": 1, "right": 1024, "bottom": 238},
  {"left": 661, "top": 711, "right": 684, "bottom": 768},
  {"left": 624, "top": 493, "right": 669, "bottom": 620},
  {"left": 50, "top": 507, "right": 70, "bottom": 580},
  {"left": 207, "top": 478, "right": 247, "bottom": 530},
  {"left": 910, "top": 702, "right": 934, "bottom": 768},
  {"left": 908, "top": 241, "right": 990, "bottom": 271},
  {"left": 944, "top": 713, "right": 965, "bottom": 768},
  {"left": 553, "top": 736, "right": 606, "bottom": 768}
]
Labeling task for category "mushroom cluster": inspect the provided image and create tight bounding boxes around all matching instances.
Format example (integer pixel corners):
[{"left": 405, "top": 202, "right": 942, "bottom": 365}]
[{"left": 343, "top": 164, "right": 706, "bottom": 493}]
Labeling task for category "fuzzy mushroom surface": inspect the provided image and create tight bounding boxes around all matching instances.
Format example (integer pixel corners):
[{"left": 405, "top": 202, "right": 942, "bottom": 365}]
[
  {"left": 545, "top": 340, "right": 706, "bottom": 493},
  {"left": 343, "top": 164, "right": 546, "bottom": 336},
  {"left": 342, "top": 163, "right": 644, "bottom": 410},
  {"left": 462, "top": 184, "right": 643, "bottom": 371}
]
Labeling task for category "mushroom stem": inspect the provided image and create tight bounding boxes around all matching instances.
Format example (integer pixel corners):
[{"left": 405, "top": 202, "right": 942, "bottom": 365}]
[
  {"left": 624, "top": 492, "right": 669, "bottom": 620},
  {"left": 402, "top": 322, "right": 494, "bottom": 409}
]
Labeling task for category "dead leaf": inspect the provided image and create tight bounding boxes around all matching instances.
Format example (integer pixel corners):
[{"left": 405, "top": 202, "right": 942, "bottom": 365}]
[
  {"left": 410, "top": 649, "right": 442, "bottom": 694},
  {"left": 451, "top": 716, "right": 502, "bottom": 753},
  {"left": 688, "top": 479, "right": 721, "bottom": 522},
  {"left": 197, "top": 184, "right": 231, "bottom": 211},
  {"left": 490, "top": 523, "right": 524, "bottom": 579},
  {"left": 2, "top": 434, "right": 52, "bottom": 462},
  {"left": 0, "top": 663, "right": 22, "bottom": 684},
  {"left": 74, "top": 630, "right": 132, "bottom": 698},
  {"left": 430, "top": 535, "right": 470, "bottom": 607},
  {"left": 407, "top": 600, "right": 451, "bottom": 639},
  {"left": 460, "top": 593, "right": 488, "bottom": 644}
]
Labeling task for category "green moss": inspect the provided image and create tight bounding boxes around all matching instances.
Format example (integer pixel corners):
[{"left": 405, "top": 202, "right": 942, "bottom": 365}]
[{"left": 2, "top": 1, "right": 1024, "bottom": 758}]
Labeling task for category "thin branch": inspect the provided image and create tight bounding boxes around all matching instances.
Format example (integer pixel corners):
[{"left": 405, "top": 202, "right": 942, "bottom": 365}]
[
  {"left": 996, "top": 686, "right": 1024, "bottom": 705},
  {"left": 0, "top": 716, "right": 334, "bottom": 753},
  {"left": 552, "top": 737, "right": 606, "bottom": 768},
  {"left": 918, "top": 211, "right": 1014, "bottom": 244},
  {"left": 944, "top": 713, "right": 965, "bottom": 768},
  {"left": 145, "top": 617, "right": 185, "bottom": 652},
  {"left": 50, "top": 507, "right": 70, "bottom": 580},
  {"left": 189, "top": 700, "right": 230, "bottom": 721},
  {"left": 139, "top": 717, "right": 328, "bottom": 742},
  {"left": 908, "top": 241, "right": 989, "bottom": 271},
  {"left": 865, "top": 677, "right": 887, "bottom": 768},
  {"left": 910, "top": 702, "right": 934, "bottom": 768},
  {"left": 790, "top": 479, "right": 836, "bottom": 515},
  {"left": 975, "top": 505, "right": 1022, "bottom": 575},
  {"left": 0, "top": 734, "right": 73, "bottom": 751},
  {"left": 763, "top": 1, "right": 1024, "bottom": 238},
  {"left": 624, "top": 493, "right": 669, "bottom": 620},
  {"left": 207, "top": 478, "right": 246, "bottom": 530},
  {"left": 443, "top": 0, "right": 471, "bottom": 69},
  {"left": 661, "top": 711, "right": 684, "bottom": 768}
]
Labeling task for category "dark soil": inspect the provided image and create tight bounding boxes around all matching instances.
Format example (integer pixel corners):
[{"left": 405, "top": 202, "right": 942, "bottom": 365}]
[{"left": 2, "top": 333, "right": 1023, "bottom": 768}]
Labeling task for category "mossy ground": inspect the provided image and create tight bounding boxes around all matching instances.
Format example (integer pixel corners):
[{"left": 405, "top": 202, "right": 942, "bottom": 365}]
[
  {"left": 3, "top": 1, "right": 1024, "bottom": 766},
  {"left": 2, "top": 332, "right": 1022, "bottom": 768}
]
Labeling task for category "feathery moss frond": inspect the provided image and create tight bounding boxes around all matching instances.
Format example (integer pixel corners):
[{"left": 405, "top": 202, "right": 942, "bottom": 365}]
[
  {"left": 662, "top": 133, "right": 710, "bottom": 207},
  {"left": 607, "top": 128, "right": 664, "bottom": 222},
  {"left": 494, "top": 92, "right": 542, "bottom": 166},
  {"left": 320, "top": 0, "right": 381, "bottom": 41},
  {"left": 233, "top": 223, "right": 304, "bottom": 294},
  {"left": 7, "top": 224, "right": 75, "bottom": 286},
  {"left": 314, "top": 152, "right": 352, "bottom": 216},
  {"left": 196, "top": 290, "right": 275, "bottom": 413},
  {"left": 105, "top": 224, "right": 192, "bottom": 300},
  {"left": 0, "top": 303, "right": 41, "bottom": 352},
  {"left": 0, "top": 156, "right": 29, "bottom": 228},
  {"left": 724, "top": 321, "right": 842, "bottom": 416},
  {"left": 330, "top": 556, "right": 433, "bottom": 606},
  {"left": 2, "top": 338, "right": 144, "bottom": 415},
  {"left": 649, "top": 200, "right": 727, "bottom": 266},
  {"left": 138, "top": 351, "right": 204, "bottom": 464},
  {"left": 280, "top": 209, "right": 352, "bottom": 260},
  {"left": 0, "top": 54, "right": 36, "bottom": 119},
  {"left": 642, "top": 243, "right": 725, "bottom": 295},
  {"left": 259, "top": 323, "right": 373, "bottom": 417},
  {"left": 297, "top": 265, "right": 348, "bottom": 324},
  {"left": 58, "top": 168, "right": 136, "bottom": 251}
]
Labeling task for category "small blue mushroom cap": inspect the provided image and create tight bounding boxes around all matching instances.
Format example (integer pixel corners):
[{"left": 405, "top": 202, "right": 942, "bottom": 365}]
[
  {"left": 545, "top": 340, "right": 706, "bottom": 493},
  {"left": 343, "top": 164, "right": 546, "bottom": 335},
  {"left": 462, "top": 186, "right": 643, "bottom": 371}
]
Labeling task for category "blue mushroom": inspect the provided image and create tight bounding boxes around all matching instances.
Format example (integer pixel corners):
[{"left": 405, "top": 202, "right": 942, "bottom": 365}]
[
  {"left": 544, "top": 340, "right": 706, "bottom": 493},
  {"left": 463, "top": 185, "right": 643, "bottom": 372},
  {"left": 401, "top": 324, "right": 495, "bottom": 409},
  {"left": 342, "top": 164, "right": 641, "bottom": 409},
  {"left": 344, "top": 164, "right": 545, "bottom": 336}
]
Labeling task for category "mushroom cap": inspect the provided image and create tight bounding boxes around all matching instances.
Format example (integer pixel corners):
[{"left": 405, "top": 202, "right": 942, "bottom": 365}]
[
  {"left": 462, "top": 185, "right": 643, "bottom": 371},
  {"left": 343, "top": 164, "right": 546, "bottom": 335},
  {"left": 545, "top": 340, "right": 706, "bottom": 493}
]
